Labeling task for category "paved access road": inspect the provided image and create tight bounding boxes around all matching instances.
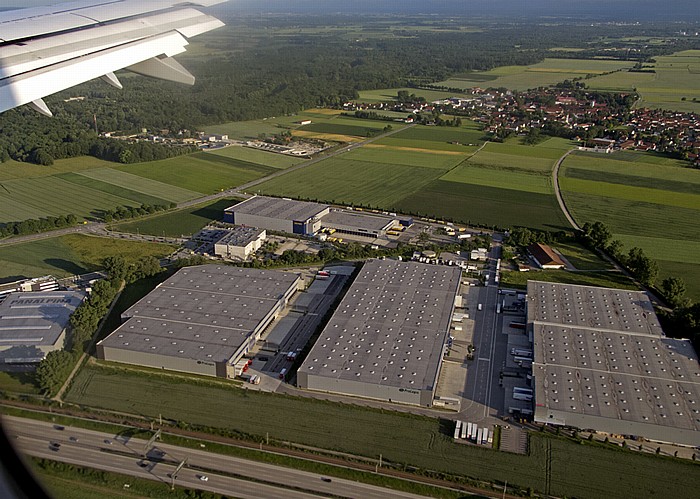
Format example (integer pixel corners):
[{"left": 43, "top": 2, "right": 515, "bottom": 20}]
[{"left": 4, "top": 416, "right": 432, "bottom": 499}]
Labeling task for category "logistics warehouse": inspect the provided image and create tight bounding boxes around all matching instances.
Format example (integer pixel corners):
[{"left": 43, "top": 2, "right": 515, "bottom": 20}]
[
  {"left": 97, "top": 265, "right": 302, "bottom": 378},
  {"left": 528, "top": 281, "right": 700, "bottom": 447},
  {"left": 297, "top": 259, "right": 462, "bottom": 406},
  {"left": 224, "top": 195, "right": 409, "bottom": 239}
]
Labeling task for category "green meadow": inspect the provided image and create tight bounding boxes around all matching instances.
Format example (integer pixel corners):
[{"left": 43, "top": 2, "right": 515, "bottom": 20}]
[
  {"left": 0, "top": 234, "right": 174, "bottom": 282},
  {"left": 560, "top": 150, "right": 700, "bottom": 299}
]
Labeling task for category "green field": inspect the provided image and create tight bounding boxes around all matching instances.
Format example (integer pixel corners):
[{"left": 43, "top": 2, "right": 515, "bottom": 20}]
[
  {"left": 499, "top": 269, "right": 637, "bottom": 290},
  {"left": 0, "top": 152, "right": 272, "bottom": 224},
  {"left": 434, "top": 58, "right": 636, "bottom": 91},
  {"left": 395, "top": 180, "right": 570, "bottom": 230},
  {"left": 256, "top": 127, "right": 574, "bottom": 230},
  {"left": 203, "top": 145, "right": 305, "bottom": 169},
  {"left": 111, "top": 198, "right": 242, "bottom": 237},
  {"left": 560, "top": 150, "right": 700, "bottom": 299},
  {"left": 0, "top": 234, "right": 175, "bottom": 282},
  {"left": 118, "top": 153, "right": 275, "bottom": 195},
  {"left": 63, "top": 364, "right": 700, "bottom": 499},
  {"left": 357, "top": 87, "right": 465, "bottom": 103},
  {"left": 587, "top": 50, "right": 700, "bottom": 112},
  {"left": 258, "top": 157, "right": 446, "bottom": 208}
]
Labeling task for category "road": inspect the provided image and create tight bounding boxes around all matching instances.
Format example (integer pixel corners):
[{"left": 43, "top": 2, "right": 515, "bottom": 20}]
[
  {"left": 551, "top": 149, "right": 578, "bottom": 230},
  {"left": 5, "top": 416, "right": 434, "bottom": 499},
  {"left": 462, "top": 240, "right": 505, "bottom": 421}
]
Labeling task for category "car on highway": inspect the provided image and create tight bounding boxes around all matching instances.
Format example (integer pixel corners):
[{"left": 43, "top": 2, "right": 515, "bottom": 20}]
[
  {"left": 321, "top": 477, "right": 332, "bottom": 482},
  {"left": 69, "top": 436, "right": 78, "bottom": 442},
  {"left": 198, "top": 475, "right": 209, "bottom": 482},
  {"left": 104, "top": 439, "right": 112, "bottom": 445},
  {"left": 49, "top": 442, "right": 60, "bottom": 451}
]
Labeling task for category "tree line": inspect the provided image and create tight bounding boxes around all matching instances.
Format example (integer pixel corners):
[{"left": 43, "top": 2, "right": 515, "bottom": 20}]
[{"left": 34, "top": 255, "right": 163, "bottom": 395}]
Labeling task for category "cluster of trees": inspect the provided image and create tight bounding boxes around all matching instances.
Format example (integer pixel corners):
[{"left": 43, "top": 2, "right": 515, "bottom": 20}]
[
  {"left": 0, "top": 214, "right": 79, "bottom": 237},
  {"left": 103, "top": 203, "right": 175, "bottom": 223},
  {"left": 506, "top": 227, "right": 566, "bottom": 247},
  {"left": 349, "top": 110, "right": 398, "bottom": 122},
  {"left": 34, "top": 255, "right": 164, "bottom": 395},
  {"left": 578, "top": 221, "right": 659, "bottom": 287},
  {"left": 0, "top": 114, "right": 197, "bottom": 165}
]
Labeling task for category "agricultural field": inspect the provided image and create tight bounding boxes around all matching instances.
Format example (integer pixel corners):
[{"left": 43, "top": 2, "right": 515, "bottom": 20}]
[
  {"left": 117, "top": 153, "right": 275, "bottom": 195},
  {"left": 64, "top": 364, "right": 700, "bottom": 499},
  {"left": 203, "top": 145, "right": 305, "bottom": 169},
  {"left": 0, "top": 234, "right": 174, "bottom": 283},
  {"left": 434, "top": 58, "right": 636, "bottom": 91},
  {"left": 0, "top": 152, "right": 272, "bottom": 224},
  {"left": 586, "top": 50, "right": 700, "bottom": 112},
  {"left": 357, "top": 87, "right": 466, "bottom": 103},
  {"left": 257, "top": 127, "right": 574, "bottom": 231},
  {"left": 559, "top": 150, "right": 700, "bottom": 299},
  {"left": 111, "top": 198, "right": 242, "bottom": 238}
]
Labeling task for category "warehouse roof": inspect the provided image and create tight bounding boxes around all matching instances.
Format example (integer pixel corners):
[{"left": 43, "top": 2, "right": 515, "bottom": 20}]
[
  {"left": 99, "top": 265, "right": 300, "bottom": 362},
  {"left": 321, "top": 210, "right": 396, "bottom": 232},
  {"left": 299, "top": 260, "right": 461, "bottom": 391},
  {"left": 227, "top": 196, "right": 328, "bottom": 222},
  {"left": 528, "top": 281, "right": 700, "bottom": 439},
  {"left": 527, "top": 281, "right": 662, "bottom": 336},
  {"left": 0, "top": 291, "right": 84, "bottom": 348},
  {"left": 215, "top": 226, "right": 265, "bottom": 248}
]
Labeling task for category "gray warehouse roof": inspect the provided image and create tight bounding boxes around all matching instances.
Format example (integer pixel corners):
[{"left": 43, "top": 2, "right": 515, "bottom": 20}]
[
  {"left": 321, "top": 210, "right": 396, "bottom": 232},
  {"left": 299, "top": 260, "right": 461, "bottom": 391},
  {"left": 527, "top": 280, "right": 662, "bottom": 336},
  {"left": 99, "top": 265, "right": 300, "bottom": 363},
  {"left": 0, "top": 291, "right": 85, "bottom": 348},
  {"left": 215, "top": 226, "right": 265, "bottom": 247},
  {"left": 227, "top": 196, "right": 328, "bottom": 222},
  {"left": 528, "top": 281, "right": 700, "bottom": 443}
]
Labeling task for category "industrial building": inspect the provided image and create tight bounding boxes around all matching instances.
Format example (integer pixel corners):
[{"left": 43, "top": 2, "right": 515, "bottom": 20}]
[
  {"left": 213, "top": 226, "right": 266, "bottom": 260},
  {"left": 320, "top": 210, "right": 398, "bottom": 239},
  {"left": 297, "top": 259, "right": 462, "bottom": 406},
  {"left": 97, "top": 265, "right": 301, "bottom": 378},
  {"left": 0, "top": 291, "right": 85, "bottom": 366},
  {"left": 528, "top": 281, "right": 700, "bottom": 447},
  {"left": 224, "top": 196, "right": 330, "bottom": 236}
]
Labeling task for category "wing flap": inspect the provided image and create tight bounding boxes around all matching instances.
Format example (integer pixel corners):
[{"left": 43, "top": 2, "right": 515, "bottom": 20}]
[{"left": 0, "top": 31, "right": 189, "bottom": 114}]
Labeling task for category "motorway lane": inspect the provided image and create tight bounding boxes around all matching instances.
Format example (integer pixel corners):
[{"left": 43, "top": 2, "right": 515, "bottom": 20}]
[{"left": 4, "top": 416, "right": 432, "bottom": 499}]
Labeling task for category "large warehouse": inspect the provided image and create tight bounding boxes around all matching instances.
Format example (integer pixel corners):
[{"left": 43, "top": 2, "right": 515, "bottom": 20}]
[
  {"left": 528, "top": 281, "right": 700, "bottom": 447},
  {"left": 0, "top": 291, "right": 85, "bottom": 367},
  {"left": 297, "top": 259, "right": 462, "bottom": 406},
  {"left": 97, "top": 265, "right": 301, "bottom": 378},
  {"left": 224, "top": 196, "right": 330, "bottom": 236},
  {"left": 320, "top": 210, "right": 398, "bottom": 239}
]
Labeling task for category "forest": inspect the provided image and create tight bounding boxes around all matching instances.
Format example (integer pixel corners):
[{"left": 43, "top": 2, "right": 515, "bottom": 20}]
[{"left": 1, "top": 15, "right": 699, "bottom": 166}]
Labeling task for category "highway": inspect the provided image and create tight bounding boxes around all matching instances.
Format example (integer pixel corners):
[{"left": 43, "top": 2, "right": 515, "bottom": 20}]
[{"left": 4, "top": 416, "right": 432, "bottom": 499}]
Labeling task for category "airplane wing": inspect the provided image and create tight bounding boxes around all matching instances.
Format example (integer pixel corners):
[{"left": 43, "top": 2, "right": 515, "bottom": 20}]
[{"left": 0, "top": 0, "right": 227, "bottom": 116}]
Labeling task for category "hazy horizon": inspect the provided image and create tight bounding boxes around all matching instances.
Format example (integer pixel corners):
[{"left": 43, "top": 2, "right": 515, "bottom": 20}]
[{"left": 3, "top": 0, "right": 700, "bottom": 21}]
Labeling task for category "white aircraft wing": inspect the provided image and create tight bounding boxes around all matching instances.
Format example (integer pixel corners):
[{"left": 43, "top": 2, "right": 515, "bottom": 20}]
[{"left": 0, "top": 0, "right": 227, "bottom": 116}]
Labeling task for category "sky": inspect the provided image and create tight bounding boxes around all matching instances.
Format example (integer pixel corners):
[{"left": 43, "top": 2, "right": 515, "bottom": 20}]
[{"left": 2, "top": 0, "right": 699, "bottom": 21}]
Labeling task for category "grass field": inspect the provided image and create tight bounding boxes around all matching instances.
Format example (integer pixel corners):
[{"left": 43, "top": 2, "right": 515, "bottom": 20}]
[
  {"left": 117, "top": 153, "right": 275, "bottom": 195},
  {"left": 0, "top": 234, "right": 174, "bottom": 283},
  {"left": 586, "top": 50, "right": 700, "bottom": 112},
  {"left": 111, "top": 198, "right": 242, "bottom": 237},
  {"left": 357, "top": 87, "right": 465, "bottom": 103},
  {"left": 203, "top": 145, "right": 305, "bottom": 169},
  {"left": 63, "top": 364, "right": 700, "bottom": 499},
  {"left": 0, "top": 152, "right": 271, "bottom": 224},
  {"left": 499, "top": 269, "right": 637, "bottom": 290},
  {"left": 434, "top": 58, "right": 636, "bottom": 91},
  {"left": 553, "top": 240, "right": 613, "bottom": 271},
  {"left": 395, "top": 180, "right": 570, "bottom": 230},
  {"left": 258, "top": 157, "right": 446, "bottom": 208},
  {"left": 560, "top": 150, "right": 700, "bottom": 299},
  {"left": 256, "top": 126, "right": 574, "bottom": 231}
]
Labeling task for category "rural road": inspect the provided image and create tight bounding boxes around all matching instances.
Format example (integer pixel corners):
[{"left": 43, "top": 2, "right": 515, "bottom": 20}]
[{"left": 551, "top": 149, "right": 578, "bottom": 230}]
